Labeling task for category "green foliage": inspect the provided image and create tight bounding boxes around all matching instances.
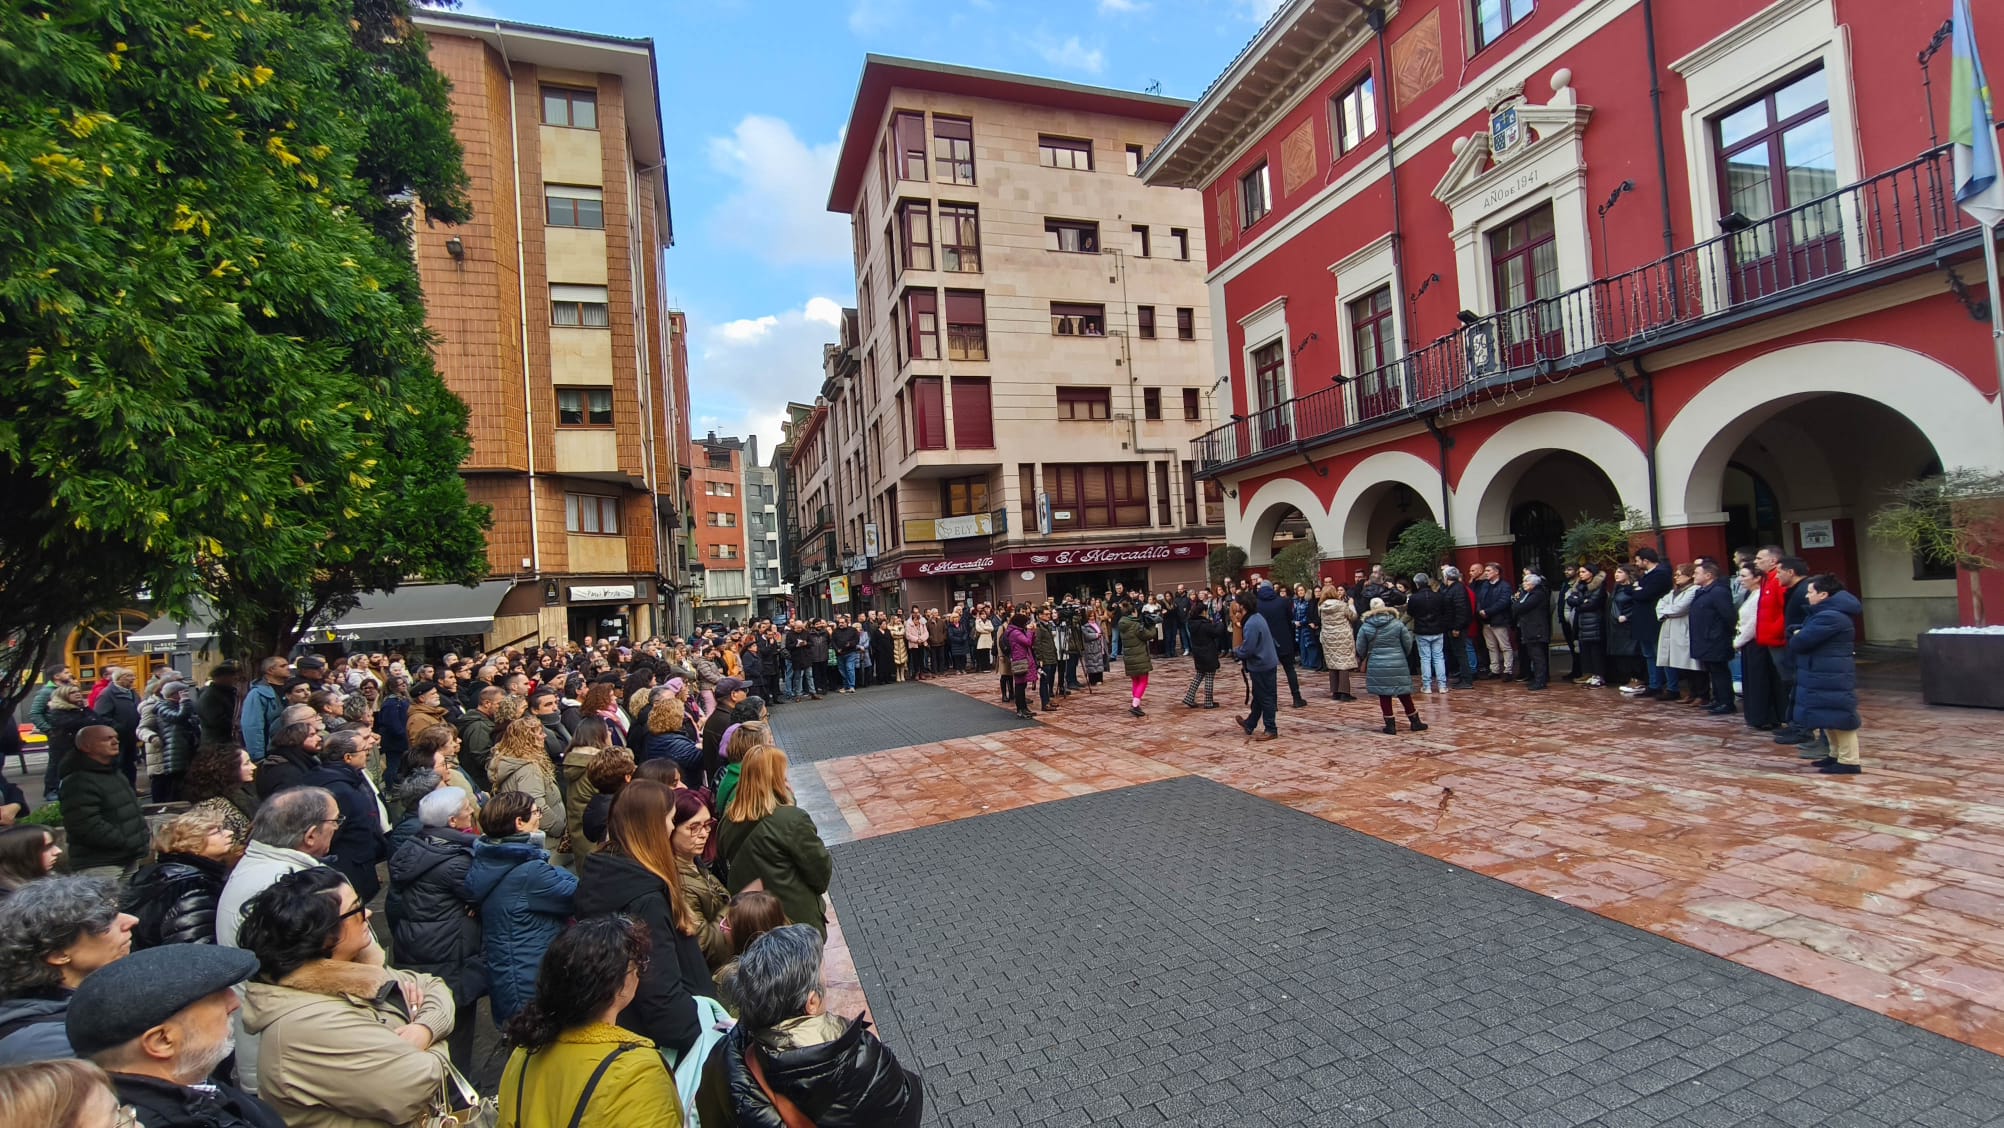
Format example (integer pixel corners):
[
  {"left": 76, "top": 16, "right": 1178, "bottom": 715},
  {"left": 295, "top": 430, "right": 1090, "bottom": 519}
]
[
  {"left": 1270, "top": 536, "right": 1321, "bottom": 591},
  {"left": 1870, "top": 469, "right": 2004, "bottom": 626},
  {"left": 1560, "top": 507, "right": 1650, "bottom": 569},
  {"left": 20, "top": 802, "right": 62, "bottom": 827},
  {"left": 1208, "top": 544, "right": 1248, "bottom": 586},
  {"left": 1380, "top": 520, "right": 1455, "bottom": 582},
  {"left": 0, "top": 0, "right": 489, "bottom": 684}
]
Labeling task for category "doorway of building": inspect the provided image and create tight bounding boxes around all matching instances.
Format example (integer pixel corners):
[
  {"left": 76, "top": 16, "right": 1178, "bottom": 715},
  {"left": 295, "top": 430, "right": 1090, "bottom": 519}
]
[
  {"left": 567, "top": 606, "right": 630, "bottom": 644},
  {"left": 1511, "top": 501, "right": 1568, "bottom": 583},
  {"left": 1722, "top": 461, "right": 1783, "bottom": 555},
  {"left": 1046, "top": 568, "right": 1152, "bottom": 603}
]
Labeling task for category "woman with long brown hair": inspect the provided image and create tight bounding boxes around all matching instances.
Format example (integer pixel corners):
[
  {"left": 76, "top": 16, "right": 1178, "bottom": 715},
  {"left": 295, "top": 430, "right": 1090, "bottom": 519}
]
[
  {"left": 489, "top": 717, "right": 567, "bottom": 843},
  {"left": 572, "top": 780, "right": 716, "bottom": 1060},
  {"left": 718, "top": 746, "right": 833, "bottom": 937},
  {"left": 580, "top": 680, "right": 628, "bottom": 746}
]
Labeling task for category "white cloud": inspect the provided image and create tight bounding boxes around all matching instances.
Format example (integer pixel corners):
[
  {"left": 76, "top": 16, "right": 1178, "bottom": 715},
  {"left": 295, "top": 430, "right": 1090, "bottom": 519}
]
[
  {"left": 1233, "top": 0, "right": 1286, "bottom": 21},
  {"left": 848, "top": 0, "right": 905, "bottom": 33},
  {"left": 1030, "top": 34, "right": 1106, "bottom": 75},
  {"left": 703, "top": 116, "right": 848, "bottom": 267},
  {"left": 1097, "top": 0, "right": 1147, "bottom": 13},
  {"left": 689, "top": 298, "right": 846, "bottom": 457}
]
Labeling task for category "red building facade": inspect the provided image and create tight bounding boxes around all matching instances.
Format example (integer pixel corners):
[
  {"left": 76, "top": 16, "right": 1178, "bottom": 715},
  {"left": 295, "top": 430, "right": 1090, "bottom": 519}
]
[{"left": 1144, "top": 0, "right": 2004, "bottom": 641}]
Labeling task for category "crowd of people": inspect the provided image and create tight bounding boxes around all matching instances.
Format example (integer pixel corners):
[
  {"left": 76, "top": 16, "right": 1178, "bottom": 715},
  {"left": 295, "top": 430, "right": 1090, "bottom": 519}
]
[{"left": 0, "top": 633, "right": 926, "bottom": 1126}]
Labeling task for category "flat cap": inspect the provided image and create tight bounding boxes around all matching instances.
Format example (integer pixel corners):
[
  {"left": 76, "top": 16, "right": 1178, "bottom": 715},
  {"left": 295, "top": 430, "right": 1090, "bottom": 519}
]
[
  {"left": 66, "top": 945, "right": 260, "bottom": 1057},
  {"left": 294, "top": 655, "right": 328, "bottom": 670},
  {"left": 715, "top": 677, "right": 749, "bottom": 698}
]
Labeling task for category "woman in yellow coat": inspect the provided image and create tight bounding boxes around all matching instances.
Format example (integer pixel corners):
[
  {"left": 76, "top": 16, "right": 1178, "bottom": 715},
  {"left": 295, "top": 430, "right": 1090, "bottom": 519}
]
[{"left": 500, "top": 914, "right": 683, "bottom": 1127}]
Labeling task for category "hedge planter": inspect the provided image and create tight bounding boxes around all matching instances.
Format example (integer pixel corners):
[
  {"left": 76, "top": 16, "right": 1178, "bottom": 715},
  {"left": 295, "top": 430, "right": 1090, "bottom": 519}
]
[{"left": 1918, "top": 630, "right": 2004, "bottom": 709}]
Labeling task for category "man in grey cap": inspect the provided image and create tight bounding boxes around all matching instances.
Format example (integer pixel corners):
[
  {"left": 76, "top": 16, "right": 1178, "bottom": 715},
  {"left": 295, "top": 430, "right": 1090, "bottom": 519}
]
[{"left": 70, "top": 944, "right": 284, "bottom": 1127}]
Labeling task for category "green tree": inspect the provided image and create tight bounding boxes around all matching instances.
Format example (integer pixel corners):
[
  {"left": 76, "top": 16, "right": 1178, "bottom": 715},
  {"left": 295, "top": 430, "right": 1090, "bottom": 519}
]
[
  {"left": 1270, "top": 536, "right": 1321, "bottom": 590},
  {"left": 1208, "top": 544, "right": 1248, "bottom": 587},
  {"left": 1560, "top": 506, "right": 1650, "bottom": 571},
  {"left": 1381, "top": 520, "right": 1455, "bottom": 582},
  {"left": 1870, "top": 468, "right": 2004, "bottom": 627},
  {"left": 0, "top": 0, "right": 488, "bottom": 702}
]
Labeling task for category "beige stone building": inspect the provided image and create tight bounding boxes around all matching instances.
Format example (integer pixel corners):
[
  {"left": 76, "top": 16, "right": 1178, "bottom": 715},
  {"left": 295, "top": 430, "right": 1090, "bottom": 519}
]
[
  {"left": 411, "top": 11, "right": 687, "bottom": 647},
  {"left": 814, "top": 56, "right": 1223, "bottom": 613}
]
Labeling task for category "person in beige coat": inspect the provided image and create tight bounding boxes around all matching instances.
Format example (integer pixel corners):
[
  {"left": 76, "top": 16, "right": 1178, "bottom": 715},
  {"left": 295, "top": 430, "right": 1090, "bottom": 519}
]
[
  {"left": 237, "top": 866, "right": 456, "bottom": 1128},
  {"left": 1318, "top": 584, "right": 1361, "bottom": 701},
  {"left": 488, "top": 717, "right": 567, "bottom": 844}
]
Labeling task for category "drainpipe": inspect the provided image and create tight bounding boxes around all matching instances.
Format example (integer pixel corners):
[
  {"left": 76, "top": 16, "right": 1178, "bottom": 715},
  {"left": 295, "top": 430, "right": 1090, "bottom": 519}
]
[
  {"left": 1641, "top": 0, "right": 1676, "bottom": 258},
  {"left": 1423, "top": 415, "right": 1455, "bottom": 538},
  {"left": 1615, "top": 357, "right": 1667, "bottom": 553},
  {"left": 1355, "top": 3, "right": 1411, "bottom": 350},
  {"left": 496, "top": 25, "right": 542, "bottom": 575}
]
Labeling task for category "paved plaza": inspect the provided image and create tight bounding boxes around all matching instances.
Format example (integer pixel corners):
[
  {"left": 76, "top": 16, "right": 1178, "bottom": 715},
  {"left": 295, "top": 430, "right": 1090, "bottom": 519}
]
[{"left": 777, "top": 660, "right": 2004, "bottom": 1125}]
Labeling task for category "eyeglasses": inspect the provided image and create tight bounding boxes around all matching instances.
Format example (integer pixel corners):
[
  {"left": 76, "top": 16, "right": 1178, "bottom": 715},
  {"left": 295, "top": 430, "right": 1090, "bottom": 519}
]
[
  {"left": 318, "top": 815, "right": 348, "bottom": 828},
  {"left": 339, "top": 902, "right": 370, "bottom": 922}
]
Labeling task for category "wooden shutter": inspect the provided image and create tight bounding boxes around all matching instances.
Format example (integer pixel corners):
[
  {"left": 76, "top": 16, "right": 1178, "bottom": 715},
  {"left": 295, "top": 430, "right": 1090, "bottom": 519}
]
[
  {"left": 913, "top": 376, "right": 946, "bottom": 450},
  {"left": 951, "top": 376, "right": 992, "bottom": 449}
]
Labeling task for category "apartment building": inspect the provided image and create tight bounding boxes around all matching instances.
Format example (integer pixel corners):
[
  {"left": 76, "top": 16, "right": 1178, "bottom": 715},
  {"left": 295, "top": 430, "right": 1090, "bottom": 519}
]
[
  {"left": 689, "top": 433, "right": 751, "bottom": 625},
  {"left": 742, "top": 437, "right": 789, "bottom": 619},
  {"left": 412, "top": 11, "right": 684, "bottom": 646},
  {"left": 817, "top": 56, "right": 1223, "bottom": 613},
  {"left": 1147, "top": 0, "right": 2004, "bottom": 639}
]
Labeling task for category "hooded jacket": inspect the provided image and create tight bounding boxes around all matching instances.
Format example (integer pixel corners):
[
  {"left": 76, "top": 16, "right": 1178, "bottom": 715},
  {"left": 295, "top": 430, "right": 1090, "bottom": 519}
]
[
  {"left": 464, "top": 835, "right": 577, "bottom": 1025},
  {"left": 498, "top": 1024, "right": 681, "bottom": 1128},
  {"left": 1566, "top": 573, "right": 1609, "bottom": 644},
  {"left": 122, "top": 852, "right": 228, "bottom": 949},
  {"left": 699, "top": 1014, "right": 922, "bottom": 1128},
  {"left": 1232, "top": 610, "right": 1278, "bottom": 673},
  {"left": 1354, "top": 607, "right": 1416, "bottom": 698},
  {"left": 1187, "top": 615, "right": 1224, "bottom": 673},
  {"left": 0, "top": 987, "right": 72, "bottom": 1064},
  {"left": 1318, "top": 598, "right": 1360, "bottom": 671},
  {"left": 386, "top": 826, "right": 485, "bottom": 1007},
  {"left": 571, "top": 851, "right": 713, "bottom": 1059},
  {"left": 59, "top": 751, "right": 148, "bottom": 871},
  {"left": 1253, "top": 583, "right": 1297, "bottom": 660},
  {"left": 716, "top": 804, "right": 833, "bottom": 938},
  {"left": 1790, "top": 590, "right": 1862, "bottom": 731},
  {"left": 238, "top": 960, "right": 455, "bottom": 1128}
]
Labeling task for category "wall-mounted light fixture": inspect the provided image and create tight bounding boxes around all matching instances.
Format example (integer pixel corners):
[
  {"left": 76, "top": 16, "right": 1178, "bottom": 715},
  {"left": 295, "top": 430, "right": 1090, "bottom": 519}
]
[
  {"left": 444, "top": 235, "right": 465, "bottom": 262},
  {"left": 1456, "top": 309, "right": 1481, "bottom": 326}
]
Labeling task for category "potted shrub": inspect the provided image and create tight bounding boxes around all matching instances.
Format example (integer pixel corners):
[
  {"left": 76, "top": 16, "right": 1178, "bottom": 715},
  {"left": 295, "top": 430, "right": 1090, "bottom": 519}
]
[
  {"left": 1382, "top": 520, "right": 1455, "bottom": 582},
  {"left": 1270, "top": 535, "right": 1321, "bottom": 591},
  {"left": 1208, "top": 545, "right": 1248, "bottom": 589},
  {"left": 1869, "top": 468, "right": 2004, "bottom": 709}
]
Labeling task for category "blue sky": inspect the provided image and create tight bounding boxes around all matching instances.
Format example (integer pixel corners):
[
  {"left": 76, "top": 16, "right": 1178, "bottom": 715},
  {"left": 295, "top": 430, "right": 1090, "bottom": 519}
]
[{"left": 437, "top": 0, "right": 1278, "bottom": 456}]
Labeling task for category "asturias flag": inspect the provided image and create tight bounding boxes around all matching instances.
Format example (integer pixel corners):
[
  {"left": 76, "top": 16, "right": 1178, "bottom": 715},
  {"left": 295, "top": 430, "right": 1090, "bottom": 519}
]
[{"left": 1953, "top": 0, "right": 2004, "bottom": 227}]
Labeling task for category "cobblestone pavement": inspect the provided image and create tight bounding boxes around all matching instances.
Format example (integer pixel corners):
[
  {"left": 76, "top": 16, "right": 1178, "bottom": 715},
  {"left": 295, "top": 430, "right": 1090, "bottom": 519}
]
[
  {"left": 831, "top": 776, "right": 2004, "bottom": 1127},
  {"left": 804, "top": 657, "right": 2004, "bottom": 1066}
]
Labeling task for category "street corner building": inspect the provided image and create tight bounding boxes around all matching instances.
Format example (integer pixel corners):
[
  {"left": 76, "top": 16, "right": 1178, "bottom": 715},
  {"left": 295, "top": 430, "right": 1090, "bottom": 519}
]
[
  {"left": 789, "top": 55, "right": 1228, "bottom": 615},
  {"left": 410, "top": 10, "right": 691, "bottom": 646},
  {"left": 1142, "top": 0, "right": 2004, "bottom": 642}
]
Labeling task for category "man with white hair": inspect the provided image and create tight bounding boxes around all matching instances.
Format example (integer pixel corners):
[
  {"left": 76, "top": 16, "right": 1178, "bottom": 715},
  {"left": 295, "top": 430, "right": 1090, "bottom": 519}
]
[
  {"left": 1439, "top": 565, "right": 1478, "bottom": 689},
  {"left": 69, "top": 944, "right": 284, "bottom": 1127},
  {"left": 1513, "top": 570, "right": 1553, "bottom": 691},
  {"left": 386, "top": 785, "right": 483, "bottom": 1073}
]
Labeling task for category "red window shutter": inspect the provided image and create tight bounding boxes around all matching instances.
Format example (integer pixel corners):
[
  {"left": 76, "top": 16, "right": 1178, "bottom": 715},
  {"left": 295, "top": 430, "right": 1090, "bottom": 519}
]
[
  {"left": 913, "top": 377, "right": 946, "bottom": 450},
  {"left": 951, "top": 377, "right": 993, "bottom": 449},
  {"left": 944, "top": 290, "right": 985, "bottom": 326}
]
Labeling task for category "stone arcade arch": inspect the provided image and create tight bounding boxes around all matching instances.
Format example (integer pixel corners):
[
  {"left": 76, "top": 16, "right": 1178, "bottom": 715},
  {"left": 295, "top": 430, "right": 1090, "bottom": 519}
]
[
  {"left": 1452, "top": 411, "right": 1653, "bottom": 544},
  {"left": 1326, "top": 449, "right": 1449, "bottom": 559},
  {"left": 1233, "top": 476, "right": 1343, "bottom": 566}
]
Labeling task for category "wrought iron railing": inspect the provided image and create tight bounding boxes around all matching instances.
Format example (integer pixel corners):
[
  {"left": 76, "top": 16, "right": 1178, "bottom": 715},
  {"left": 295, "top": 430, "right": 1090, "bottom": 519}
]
[{"left": 1192, "top": 145, "right": 1974, "bottom": 473}]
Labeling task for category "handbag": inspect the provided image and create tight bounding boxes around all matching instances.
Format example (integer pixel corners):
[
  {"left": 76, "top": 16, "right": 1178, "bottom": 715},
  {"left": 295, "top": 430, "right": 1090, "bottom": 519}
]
[
  {"left": 424, "top": 1056, "right": 498, "bottom": 1128},
  {"left": 745, "top": 1038, "right": 817, "bottom": 1128},
  {"left": 673, "top": 996, "right": 734, "bottom": 1126}
]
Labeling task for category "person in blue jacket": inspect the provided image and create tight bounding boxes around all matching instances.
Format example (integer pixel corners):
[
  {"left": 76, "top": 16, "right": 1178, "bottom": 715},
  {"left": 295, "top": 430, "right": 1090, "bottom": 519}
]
[
  {"left": 1253, "top": 582, "right": 1308, "bottom": 708},
  {"left": 1231, "top": 591, "right": 1280, "bottom": 740},
  {"left": 1687, "top": 561, "right": 1739, "bottom": 715},
  {"left": 463, "top": 791, "right": 577, "bottom": 1027},
  {"left": 1790, "top": 575, "right": 1864, "bottom": 775}
]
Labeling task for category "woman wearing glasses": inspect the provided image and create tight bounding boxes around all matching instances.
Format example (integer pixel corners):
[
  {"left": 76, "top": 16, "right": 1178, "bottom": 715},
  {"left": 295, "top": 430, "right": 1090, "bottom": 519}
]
[
  {"left": 0, "top": 1058, "right": 131, "bottom": 1128},
  {"left": 238, "top": 867, "right": 457, "bottom": 1128}
]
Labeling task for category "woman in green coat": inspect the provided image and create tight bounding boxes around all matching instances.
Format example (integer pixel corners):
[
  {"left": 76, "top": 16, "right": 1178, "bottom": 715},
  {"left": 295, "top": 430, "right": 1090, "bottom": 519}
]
[
  {"left": 1113, "top": 602, "right": 1155, "bottom": 718},
  {"left": 716, "top": 745, "right": 832, "bottom": 937}
]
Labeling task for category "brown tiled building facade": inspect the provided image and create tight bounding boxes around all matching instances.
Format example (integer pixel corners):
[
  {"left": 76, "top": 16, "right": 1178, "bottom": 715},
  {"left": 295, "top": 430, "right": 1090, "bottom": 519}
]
[{"left": 414, "top": 12, "right": 686, "bottom": 646}]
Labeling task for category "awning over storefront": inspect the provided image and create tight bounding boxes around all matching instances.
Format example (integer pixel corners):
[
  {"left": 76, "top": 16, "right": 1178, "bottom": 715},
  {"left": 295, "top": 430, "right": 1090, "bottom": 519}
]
[
  {"left": 127, "top": 581, "right": 514, "bottom": 653},
  {"left": 311, "top": 581, "right": 514, "bottom": 644}
]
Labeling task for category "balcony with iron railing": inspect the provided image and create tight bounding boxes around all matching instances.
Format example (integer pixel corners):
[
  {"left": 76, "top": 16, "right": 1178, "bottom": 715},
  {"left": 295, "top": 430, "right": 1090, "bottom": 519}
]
[{"left": 1193, "top": 146, "right": 1980, "bottom": 476}]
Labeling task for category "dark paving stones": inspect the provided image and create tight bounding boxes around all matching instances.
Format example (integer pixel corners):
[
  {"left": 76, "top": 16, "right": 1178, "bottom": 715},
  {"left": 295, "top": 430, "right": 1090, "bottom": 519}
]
[
  {"left": 828, "top": 776, "right": 2004, "bottom": 1127},
  {"left": 769, "top": 679, "right": 1035, "bottom": 765}
]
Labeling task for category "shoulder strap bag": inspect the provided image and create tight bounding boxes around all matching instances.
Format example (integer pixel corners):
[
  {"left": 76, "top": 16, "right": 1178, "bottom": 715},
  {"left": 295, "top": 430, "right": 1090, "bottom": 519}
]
[
  {"left": 745, "top": 1041, "right": 818, "bottom": 1128},
  {"left": 567, "top": 1043, "right": 639, "bottom": 1128}
]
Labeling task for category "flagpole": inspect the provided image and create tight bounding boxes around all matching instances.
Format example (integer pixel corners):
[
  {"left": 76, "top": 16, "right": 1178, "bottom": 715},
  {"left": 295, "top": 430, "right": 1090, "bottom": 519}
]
[{"left": 1989, "top": 220, "right": 2004, "bottom": 431}]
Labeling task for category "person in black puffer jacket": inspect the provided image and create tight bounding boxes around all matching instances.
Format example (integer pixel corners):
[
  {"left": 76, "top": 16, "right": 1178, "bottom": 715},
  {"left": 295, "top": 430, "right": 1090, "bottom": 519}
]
[
  {"left": 1405, "top": 574, "right": 1452, "bottom": 694},
  {"left": 1253, "top": 582, "right": 1306, "bottom": 708},
  {"left": 386, "top": 785, "right": 486, "bottom": 1072},
  {"left": 697, "top": 924, "right": 921, "bottom": 1128},
  {"left": 1180, "top": 606, "right": 1225, "bottom": 709},
  {"left": 1566, "top": 565, "right": 1610, "bottom": 686},
  {"left": 121, "top": 809, "right": 235, "bottom": 949}
]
